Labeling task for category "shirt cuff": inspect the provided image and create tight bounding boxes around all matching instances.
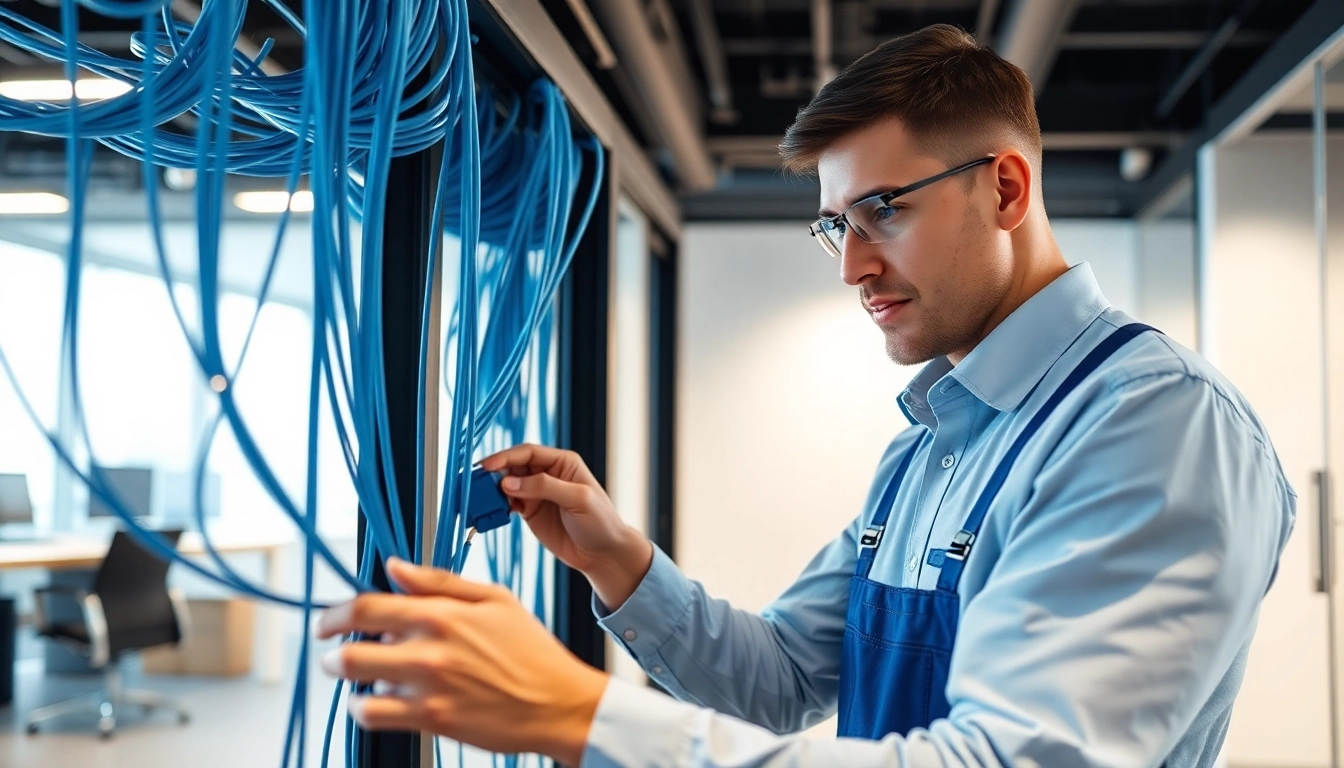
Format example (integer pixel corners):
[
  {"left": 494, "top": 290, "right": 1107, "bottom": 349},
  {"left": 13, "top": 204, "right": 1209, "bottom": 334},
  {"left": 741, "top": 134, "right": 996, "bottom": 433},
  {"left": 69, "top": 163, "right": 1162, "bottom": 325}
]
[
  {"left": 591, "top": 544, "right": 695, "bottom": 660},
  {"left": 581, "top": 676, "right": 697, "bottom": 768}
]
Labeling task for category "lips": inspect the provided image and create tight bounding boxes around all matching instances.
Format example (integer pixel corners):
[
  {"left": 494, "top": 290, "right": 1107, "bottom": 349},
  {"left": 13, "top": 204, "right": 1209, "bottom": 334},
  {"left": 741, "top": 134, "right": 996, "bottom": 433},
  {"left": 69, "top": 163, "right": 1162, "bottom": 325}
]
[{"left": 866, "top": 297, "right": 911, "bottom": 324}]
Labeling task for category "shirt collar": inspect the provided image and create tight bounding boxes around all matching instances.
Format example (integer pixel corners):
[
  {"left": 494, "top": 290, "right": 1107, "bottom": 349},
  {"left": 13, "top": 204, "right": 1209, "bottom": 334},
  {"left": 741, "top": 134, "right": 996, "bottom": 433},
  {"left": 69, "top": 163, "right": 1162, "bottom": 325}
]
[{"left": 898, "top": 263, "right": 1109, "bottom": 424}]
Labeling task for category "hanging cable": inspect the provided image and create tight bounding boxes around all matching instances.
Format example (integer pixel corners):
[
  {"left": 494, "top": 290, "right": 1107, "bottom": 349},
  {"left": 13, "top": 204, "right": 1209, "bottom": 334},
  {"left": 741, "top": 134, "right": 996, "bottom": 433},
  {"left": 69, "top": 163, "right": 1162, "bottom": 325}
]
[{"left": 0, "top": 1, "right": 605, "bottom": 765}]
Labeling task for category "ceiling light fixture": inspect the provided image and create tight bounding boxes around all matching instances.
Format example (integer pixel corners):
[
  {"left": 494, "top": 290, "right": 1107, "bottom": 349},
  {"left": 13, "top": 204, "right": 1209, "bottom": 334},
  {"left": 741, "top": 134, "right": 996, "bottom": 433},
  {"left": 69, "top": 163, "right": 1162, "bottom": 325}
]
[
  {"left": 0, "top": 192, "right": 71, "bottom": 215},
  {"left": 231, "top": 190, "right": 315, "bottom": 213},
  {"left": 0, "top": 78, "right": 132, "bottom": 102}
]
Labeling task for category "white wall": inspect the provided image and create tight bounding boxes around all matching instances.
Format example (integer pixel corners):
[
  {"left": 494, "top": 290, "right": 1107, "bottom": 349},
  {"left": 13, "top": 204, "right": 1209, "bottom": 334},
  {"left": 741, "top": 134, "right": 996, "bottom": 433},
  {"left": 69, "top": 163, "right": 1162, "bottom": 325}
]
[
  {"left": 1137, "top": 218, "right": 1199, "bottom": 349},
  {"left": 677, "top": 223, "right": 912, "bottom": 614},
  {"left": 1053, "top": 219, "right": 1138, "bottom": 315}
]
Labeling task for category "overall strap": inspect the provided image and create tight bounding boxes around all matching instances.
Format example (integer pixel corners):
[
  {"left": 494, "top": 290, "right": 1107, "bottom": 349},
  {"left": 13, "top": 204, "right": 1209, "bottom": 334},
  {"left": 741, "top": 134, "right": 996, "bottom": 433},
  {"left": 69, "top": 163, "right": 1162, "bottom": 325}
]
[
  {"left": 935, "top": 323, "right": 1158, "bottom": 592},
  {"left": 856, "top": 434, "right": 926, "bottom": 579}
]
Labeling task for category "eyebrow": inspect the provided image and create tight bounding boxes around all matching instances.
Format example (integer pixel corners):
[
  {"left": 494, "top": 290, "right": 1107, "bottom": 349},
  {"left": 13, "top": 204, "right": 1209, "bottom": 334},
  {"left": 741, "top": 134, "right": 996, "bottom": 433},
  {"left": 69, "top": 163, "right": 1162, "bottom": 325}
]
[{"left": 817, "top": 182, "right": 904, "bottom": 218}]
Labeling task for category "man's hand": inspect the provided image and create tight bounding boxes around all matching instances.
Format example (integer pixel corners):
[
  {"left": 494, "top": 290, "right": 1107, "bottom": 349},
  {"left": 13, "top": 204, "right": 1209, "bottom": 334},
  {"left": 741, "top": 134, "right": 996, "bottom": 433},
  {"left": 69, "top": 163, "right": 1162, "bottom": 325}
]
[
  {"left": 317, "top": 558, "right": 609, "bottom": 766},
  {"left": 481, "top": 444, "right": 653, "bottom": 610}
]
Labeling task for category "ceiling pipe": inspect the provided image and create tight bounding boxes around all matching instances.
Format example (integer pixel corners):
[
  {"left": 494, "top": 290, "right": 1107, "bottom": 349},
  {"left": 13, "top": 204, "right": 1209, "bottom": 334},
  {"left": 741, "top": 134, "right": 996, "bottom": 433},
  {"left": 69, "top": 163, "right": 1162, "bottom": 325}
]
[
  {"left": 563, "top": 0, "right": 618, "bottom": 70},
  {"left": 707, "top": 131, "right": 1188, "bottom": 170},
  {"left": 590, "top": 0, "right": 717, "bottom": 190},
  {"left": 686, "top": 0, "right": 737, "bottom": 123},
  {"left": 812, "top": 0, "right": 836, "bottom": 92},
  {"left": 996, "top": 0, "right": 1082, "bottom": 92},
  {"left": 975, "top": 0, "right": 1002, "bottom": 46},
  {"left": 1153, "top": 0, "right": 1263, "bottom": 119}
]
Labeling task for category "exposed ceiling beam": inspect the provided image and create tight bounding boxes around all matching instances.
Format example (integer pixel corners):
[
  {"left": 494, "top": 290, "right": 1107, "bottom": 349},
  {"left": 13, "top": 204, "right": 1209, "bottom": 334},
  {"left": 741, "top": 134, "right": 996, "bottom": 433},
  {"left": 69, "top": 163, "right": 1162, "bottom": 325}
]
[
  {"left": 1059, "top": 30, "right": 1275, "bottom": 49},
  {"left": 1153, "top": 0, "right": 1263, "bottom": 119},
  {"left": 563, "top": 0, "right": 618, "bottom": 69},
  {"left": 589, "top": 0, "right": 716, "bottom": 190},
  {"left": 706, "top": 131, "right": 1186, "bottom": 168},
  {"left": 975, "top": 0, "right": 1002, "bottom": 46},
  {"left": 812, "top": 0, "right": 836, "bottom": 90},
  {"left": 720, "top": 30, "right": 1278, "bottom": 59},
  {"left": 686, "top": 0, "right": 736, "bottom": 122},
  {"left": 1040, "top": 131, "right": 1186, "bottom": 150},
  {"left": 478, "top": 0, "right": 681, "bottom": 236},
  {"left": 997, "top": 0, "right": 1082, "bottom": 91},
  {"left": 1129, "top": 0, "right": 1344, "bottom": 215}
]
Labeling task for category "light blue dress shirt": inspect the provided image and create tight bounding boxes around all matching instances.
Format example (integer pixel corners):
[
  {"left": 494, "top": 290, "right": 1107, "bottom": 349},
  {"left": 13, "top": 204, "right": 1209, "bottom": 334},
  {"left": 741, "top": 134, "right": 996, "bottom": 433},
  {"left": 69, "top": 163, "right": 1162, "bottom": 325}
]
[{"left": 581, "top": 264, "right": 1296, "bottom": 768}]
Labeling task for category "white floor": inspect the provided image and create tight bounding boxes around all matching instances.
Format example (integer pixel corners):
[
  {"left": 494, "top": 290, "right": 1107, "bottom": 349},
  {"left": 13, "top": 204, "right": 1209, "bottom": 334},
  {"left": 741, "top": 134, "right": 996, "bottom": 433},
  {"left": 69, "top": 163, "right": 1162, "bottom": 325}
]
[
  {"left": 0, "top": 637, "right": 352, "bottom": 768},
  {"left": 0, "top": 631, "right": 552, "bottom": 768}
]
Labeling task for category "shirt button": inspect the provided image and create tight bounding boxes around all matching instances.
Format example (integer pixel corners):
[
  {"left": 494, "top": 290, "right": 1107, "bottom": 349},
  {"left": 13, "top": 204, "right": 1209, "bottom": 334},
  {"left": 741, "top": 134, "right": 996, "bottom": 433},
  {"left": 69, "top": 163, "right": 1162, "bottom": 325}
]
[
  {"left": 652, "top": 666, "right": 664, "bottom": 675},
  {"left": 941, "top": 453, "right": 956, "bottom": 469},
  {"left": 906, "top": 555, "right": 918, "bottom": 572},
  {"left": 623, "top": 629, "right": 638, "bottom": 641}
]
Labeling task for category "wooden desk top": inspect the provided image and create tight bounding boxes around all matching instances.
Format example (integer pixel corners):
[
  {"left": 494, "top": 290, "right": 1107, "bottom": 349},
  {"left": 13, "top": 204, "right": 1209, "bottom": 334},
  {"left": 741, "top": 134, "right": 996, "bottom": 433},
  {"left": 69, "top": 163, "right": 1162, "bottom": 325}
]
[{"left": 0, "top": 529, "right": 293, "bottom": 571}]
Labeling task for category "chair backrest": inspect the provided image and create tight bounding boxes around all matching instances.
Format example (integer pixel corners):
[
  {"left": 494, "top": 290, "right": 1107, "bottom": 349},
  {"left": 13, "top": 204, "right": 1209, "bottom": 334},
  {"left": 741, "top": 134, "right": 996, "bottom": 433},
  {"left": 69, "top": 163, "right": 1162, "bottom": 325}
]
[{"left": 92, "top": 530, "right": 183, "bottom": 657}]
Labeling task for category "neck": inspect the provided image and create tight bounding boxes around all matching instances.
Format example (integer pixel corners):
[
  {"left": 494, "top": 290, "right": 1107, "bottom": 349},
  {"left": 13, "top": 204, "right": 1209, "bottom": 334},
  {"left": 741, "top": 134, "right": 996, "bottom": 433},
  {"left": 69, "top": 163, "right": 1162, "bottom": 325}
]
[{"left": 947, "top": 214, "right": 1069, "bottom": 365}]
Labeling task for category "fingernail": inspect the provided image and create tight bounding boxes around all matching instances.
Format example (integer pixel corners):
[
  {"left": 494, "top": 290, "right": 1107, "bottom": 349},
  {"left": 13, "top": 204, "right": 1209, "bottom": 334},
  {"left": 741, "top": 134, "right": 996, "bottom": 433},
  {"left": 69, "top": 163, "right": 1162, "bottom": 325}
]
[
  {"left": 321, "top": 647, "right": 343, "bottom": 675},
  {"left": 503, "top": 477, "right": 521, "bottom": 491}
]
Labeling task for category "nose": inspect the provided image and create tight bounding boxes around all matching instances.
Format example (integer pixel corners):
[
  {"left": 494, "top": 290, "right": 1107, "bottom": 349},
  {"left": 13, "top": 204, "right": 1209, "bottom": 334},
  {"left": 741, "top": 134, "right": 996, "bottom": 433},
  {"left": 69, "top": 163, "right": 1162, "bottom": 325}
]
[{"left": 839, "top": 232, "right": 884, "bottom": 287}]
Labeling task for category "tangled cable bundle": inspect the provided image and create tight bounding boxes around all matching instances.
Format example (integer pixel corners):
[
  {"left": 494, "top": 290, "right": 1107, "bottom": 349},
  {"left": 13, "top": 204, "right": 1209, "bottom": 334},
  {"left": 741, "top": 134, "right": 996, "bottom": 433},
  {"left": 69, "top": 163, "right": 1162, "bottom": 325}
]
[{"left": 0, "top": 0, "right": 602, "bottom": 764}]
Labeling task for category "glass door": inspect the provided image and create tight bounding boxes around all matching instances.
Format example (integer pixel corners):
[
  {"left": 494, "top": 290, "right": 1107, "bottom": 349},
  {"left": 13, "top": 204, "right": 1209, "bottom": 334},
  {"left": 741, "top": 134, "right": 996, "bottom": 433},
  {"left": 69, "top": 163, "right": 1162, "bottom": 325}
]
[
  {"left": 1198, "top": 44, "right": 1339, "bottom": 766},
  {"left": 1323, "top": 46, "right": 1344, "bottom": 768}
]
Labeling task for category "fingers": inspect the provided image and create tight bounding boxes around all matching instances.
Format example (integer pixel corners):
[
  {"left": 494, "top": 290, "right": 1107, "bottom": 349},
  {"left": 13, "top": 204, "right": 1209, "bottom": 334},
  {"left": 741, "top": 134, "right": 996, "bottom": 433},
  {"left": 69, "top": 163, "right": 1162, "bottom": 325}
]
[
  {"left": 479, "top": 444, "right": 572, "bottom": 475},
  {"left": 498, "top": 472, "right": 594, "bottom": 512},
  {"left": 347, "top": 694, "right": 424, "bottom": 732},
  {"left": 316, "top": 594, "right": 440, "bottom": 640},
  {"left": 386, "top": 558, "right": 496, "bottom": 601},
  {"left": 322, "top": 639, "right": 432, "bottom": 685}
]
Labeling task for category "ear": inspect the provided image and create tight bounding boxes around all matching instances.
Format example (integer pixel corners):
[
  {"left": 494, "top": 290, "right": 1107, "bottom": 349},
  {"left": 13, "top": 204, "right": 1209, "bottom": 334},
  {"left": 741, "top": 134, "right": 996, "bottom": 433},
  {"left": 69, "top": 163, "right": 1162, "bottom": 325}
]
[{"left": 990, "top": 151, "right": 1033, "bottom": 232}]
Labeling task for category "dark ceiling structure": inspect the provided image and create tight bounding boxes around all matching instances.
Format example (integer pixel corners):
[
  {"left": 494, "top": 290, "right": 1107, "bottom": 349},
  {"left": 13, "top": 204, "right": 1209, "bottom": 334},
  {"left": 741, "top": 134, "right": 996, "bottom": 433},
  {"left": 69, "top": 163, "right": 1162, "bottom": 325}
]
[
  {"left": 540, "top": 0, "right": 1336, "bottom": 219},
  {"left": 0, "top": 0, "right": 1340, "bottom": 220}
]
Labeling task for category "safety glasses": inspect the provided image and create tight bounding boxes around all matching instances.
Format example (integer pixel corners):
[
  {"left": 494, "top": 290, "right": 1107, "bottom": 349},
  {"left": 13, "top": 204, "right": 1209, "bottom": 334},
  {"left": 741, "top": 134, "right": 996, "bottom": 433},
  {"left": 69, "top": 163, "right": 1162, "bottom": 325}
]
[{"left": 808, "top": 156, "right": 995, "bottom": 258}]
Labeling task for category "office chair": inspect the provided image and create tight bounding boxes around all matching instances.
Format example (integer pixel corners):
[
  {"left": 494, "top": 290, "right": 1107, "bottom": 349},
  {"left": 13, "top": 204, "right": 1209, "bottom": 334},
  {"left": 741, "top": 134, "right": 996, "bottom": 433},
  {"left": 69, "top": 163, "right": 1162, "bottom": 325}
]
[{"left": 27, "top": 530, "right": 192, "bottom": 738}]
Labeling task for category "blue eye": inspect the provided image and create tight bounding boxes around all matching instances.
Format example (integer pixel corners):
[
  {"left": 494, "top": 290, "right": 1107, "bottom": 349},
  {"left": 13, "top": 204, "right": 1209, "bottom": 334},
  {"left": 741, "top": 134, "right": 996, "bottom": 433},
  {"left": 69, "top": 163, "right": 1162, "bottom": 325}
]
[{"left": 872, "top": 205, "right": 898, "bottom": 222}]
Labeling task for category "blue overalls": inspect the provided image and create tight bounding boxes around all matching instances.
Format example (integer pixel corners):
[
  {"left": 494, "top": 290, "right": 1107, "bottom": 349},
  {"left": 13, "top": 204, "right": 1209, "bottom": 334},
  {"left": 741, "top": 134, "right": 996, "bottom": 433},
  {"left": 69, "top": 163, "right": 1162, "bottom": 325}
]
[{"left": 836, "top": 323, "right": 1156, "bottom": 739}]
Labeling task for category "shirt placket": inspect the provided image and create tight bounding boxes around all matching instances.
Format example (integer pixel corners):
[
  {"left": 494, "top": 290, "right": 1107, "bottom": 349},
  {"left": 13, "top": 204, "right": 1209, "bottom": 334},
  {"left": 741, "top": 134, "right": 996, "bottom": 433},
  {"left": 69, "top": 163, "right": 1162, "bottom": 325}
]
[{"left": 906, "top": 385, "right": 973, "bottom": 588}]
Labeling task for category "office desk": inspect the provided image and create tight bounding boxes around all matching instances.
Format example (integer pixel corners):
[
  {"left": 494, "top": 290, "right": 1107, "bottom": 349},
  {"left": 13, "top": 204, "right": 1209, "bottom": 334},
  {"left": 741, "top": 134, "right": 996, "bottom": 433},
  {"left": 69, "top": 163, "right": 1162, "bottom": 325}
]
[{"left": 0, "top": 530, "right": 291, "bottom": 684}]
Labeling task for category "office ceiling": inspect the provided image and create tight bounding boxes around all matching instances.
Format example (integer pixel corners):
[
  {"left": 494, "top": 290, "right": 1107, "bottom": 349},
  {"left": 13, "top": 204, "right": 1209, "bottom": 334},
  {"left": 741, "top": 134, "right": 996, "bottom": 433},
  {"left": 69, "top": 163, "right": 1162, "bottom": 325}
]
[
  {"left": 539, "top": 0, "right": 1327, "bottom": 219},
  {"left": 0, "top": 0, "right": 1333, "bottom": 220}
]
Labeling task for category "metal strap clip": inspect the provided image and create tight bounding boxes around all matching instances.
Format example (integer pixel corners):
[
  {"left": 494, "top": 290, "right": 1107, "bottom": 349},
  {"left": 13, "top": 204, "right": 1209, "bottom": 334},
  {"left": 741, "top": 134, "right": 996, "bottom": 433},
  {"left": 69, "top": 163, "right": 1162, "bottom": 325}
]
[
  {"left": 945, "top": 530, "right": 976, "bottom": 561},
  {"left": 859, "top": 525, "right": 885, "bottom": 549}
]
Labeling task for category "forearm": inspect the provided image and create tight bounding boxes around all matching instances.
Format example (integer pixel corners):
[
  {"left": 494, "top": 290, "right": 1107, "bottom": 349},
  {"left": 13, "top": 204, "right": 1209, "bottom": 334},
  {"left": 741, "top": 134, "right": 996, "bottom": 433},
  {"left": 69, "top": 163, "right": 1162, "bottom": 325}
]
[{"left": 597, "top": 545, "right": 848, "bottom": 734}]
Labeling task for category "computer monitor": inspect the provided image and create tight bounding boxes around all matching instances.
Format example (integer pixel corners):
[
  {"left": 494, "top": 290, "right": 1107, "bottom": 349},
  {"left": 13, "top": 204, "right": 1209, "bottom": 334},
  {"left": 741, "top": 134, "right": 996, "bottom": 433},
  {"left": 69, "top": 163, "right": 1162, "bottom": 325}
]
[
  {"left": 87, "top": 466, "right": 154, "bottom": 520},
  {"left": 0, "top": 474, "right": 34, "bottom": 525},
  {"left": 161, "top": 471, "right": 222, "bottom": 529}
]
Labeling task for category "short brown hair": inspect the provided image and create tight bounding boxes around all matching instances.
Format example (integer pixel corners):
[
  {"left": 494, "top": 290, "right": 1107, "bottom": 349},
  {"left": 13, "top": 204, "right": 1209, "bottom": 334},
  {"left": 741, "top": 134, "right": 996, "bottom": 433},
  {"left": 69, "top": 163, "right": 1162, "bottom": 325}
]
[{"left": 779, "top": 24, "right": 1041, "bottom": 175}]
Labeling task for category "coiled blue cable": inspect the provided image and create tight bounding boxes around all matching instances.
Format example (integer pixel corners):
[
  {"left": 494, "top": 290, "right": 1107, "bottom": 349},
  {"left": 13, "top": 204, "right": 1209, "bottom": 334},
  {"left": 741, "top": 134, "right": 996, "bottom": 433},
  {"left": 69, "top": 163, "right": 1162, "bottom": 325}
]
[{"left": 0, "top": 1, "right": 604, "bottom": 765}]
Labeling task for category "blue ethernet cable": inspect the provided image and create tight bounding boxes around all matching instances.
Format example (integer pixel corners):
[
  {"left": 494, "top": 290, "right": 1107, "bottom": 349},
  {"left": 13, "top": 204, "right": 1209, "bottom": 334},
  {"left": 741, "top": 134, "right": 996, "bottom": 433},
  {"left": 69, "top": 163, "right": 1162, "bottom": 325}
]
[{"left": 0, "top": 2, "right": 603, "bottom": 766}]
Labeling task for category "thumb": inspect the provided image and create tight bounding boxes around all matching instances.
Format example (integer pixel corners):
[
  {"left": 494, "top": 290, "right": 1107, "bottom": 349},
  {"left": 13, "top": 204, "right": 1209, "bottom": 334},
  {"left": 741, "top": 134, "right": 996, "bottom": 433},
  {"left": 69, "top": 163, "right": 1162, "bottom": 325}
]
[
  {"left": 385, "top": 557, "right": 495, "bottom": 602},
  {"left": 501, "top": 472, "right": 596, "bottom": 513}
]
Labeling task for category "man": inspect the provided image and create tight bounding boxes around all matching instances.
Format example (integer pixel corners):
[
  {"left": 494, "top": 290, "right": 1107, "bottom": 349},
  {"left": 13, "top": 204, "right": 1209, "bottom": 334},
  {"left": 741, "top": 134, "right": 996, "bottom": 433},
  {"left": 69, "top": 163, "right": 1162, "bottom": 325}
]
[{"left": 318, "top": 24, "right": 1295, "bottom": 767}]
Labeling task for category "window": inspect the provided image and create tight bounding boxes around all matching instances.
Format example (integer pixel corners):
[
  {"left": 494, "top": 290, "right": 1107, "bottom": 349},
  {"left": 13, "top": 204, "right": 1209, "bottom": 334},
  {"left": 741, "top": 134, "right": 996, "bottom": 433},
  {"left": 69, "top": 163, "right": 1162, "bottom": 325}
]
[{"left": 0, "top": 240, "right": 64, "bottom": 529}]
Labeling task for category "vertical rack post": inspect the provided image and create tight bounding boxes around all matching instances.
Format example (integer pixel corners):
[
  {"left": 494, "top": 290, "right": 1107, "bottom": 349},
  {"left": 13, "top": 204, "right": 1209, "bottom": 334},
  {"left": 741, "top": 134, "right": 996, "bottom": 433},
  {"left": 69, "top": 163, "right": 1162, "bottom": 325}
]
[
  {"left": 555, "top": 153, "right": 613, "bottom": 670},
  {"left": 355, "top": 41, "right": 445, "bottom": 768}
]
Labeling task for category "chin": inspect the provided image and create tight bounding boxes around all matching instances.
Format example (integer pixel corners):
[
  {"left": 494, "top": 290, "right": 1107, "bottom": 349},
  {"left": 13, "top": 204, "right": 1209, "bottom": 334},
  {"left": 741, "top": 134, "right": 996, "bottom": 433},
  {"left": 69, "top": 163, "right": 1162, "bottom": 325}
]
[{"left": 882, "top": 331, "right": 934, "bottom": 367}]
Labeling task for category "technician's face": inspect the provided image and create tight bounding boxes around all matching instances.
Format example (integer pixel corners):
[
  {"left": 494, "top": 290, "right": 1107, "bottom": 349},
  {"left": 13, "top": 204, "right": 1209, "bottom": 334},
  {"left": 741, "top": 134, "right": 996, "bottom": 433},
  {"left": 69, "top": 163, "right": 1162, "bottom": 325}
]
[{"left": 816, "top": 120, "right": 1012, "bottom": 366}]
